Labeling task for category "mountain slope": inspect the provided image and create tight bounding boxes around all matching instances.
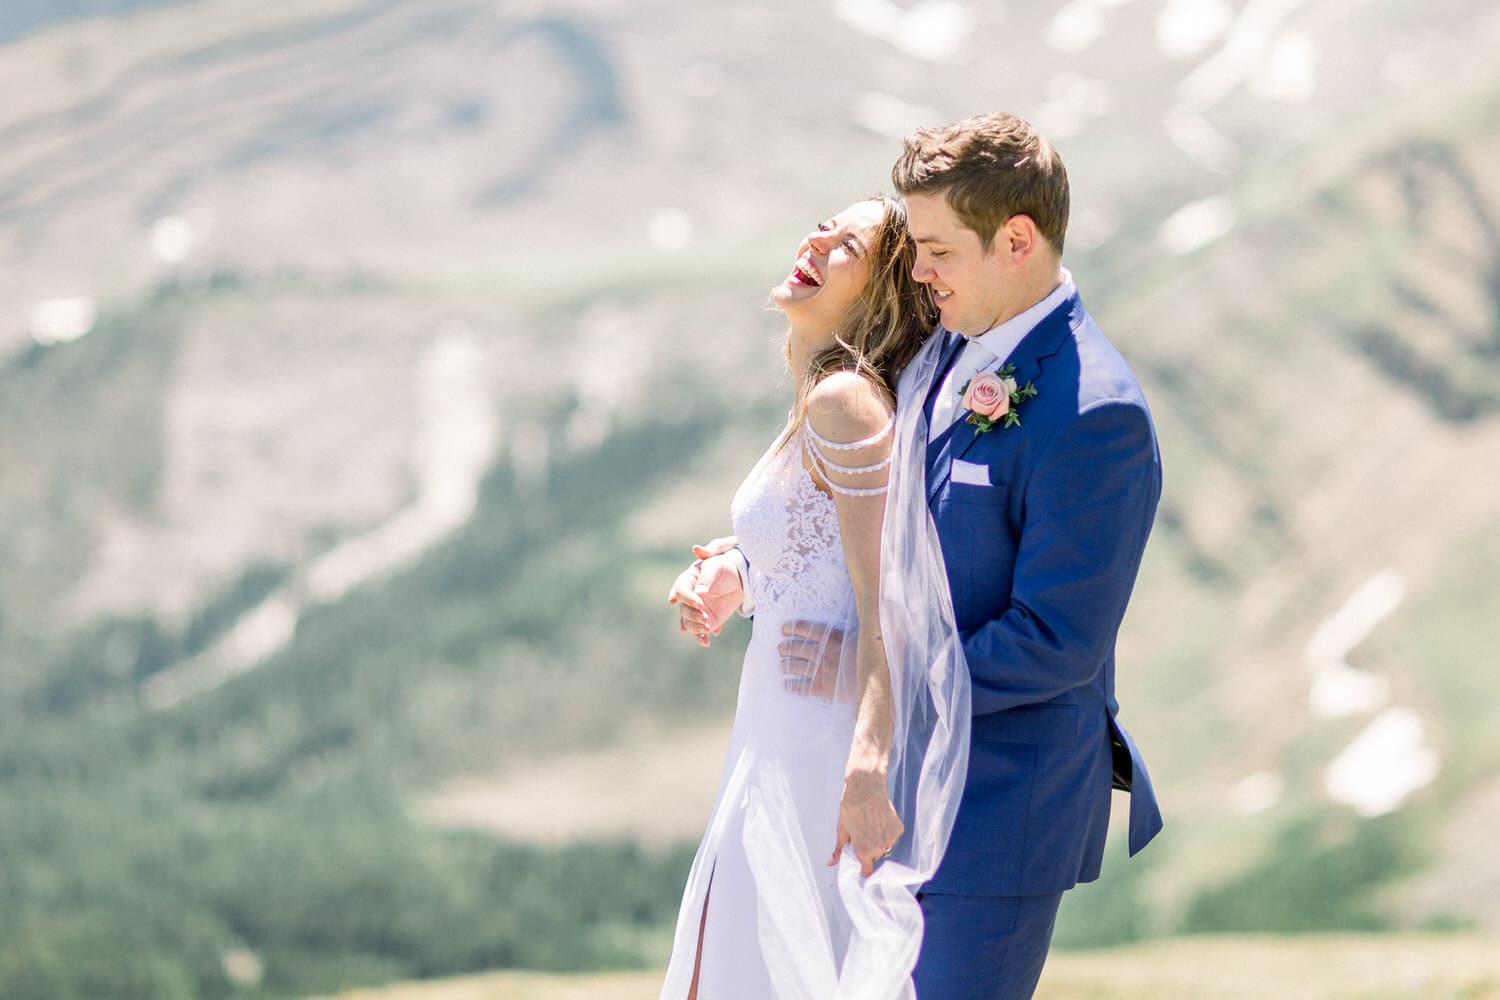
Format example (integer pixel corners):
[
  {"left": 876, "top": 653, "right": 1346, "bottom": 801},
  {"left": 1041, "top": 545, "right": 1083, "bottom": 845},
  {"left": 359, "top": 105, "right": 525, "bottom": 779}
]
[{"left": 2, "top": 1, "right": 1499, "bottom": 996}]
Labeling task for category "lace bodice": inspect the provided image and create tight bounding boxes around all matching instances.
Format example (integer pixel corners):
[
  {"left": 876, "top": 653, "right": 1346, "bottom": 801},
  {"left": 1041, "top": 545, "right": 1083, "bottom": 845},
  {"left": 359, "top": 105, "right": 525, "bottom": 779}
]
[{"left": 730, "top": 426, "right": 855, "bottom": 625}]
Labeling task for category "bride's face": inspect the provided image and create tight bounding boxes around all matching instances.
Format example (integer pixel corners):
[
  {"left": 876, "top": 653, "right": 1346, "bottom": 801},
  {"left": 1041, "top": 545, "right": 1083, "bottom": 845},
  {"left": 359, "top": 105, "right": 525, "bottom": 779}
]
[{"left": 770, "top": 200, "right": 883, "bottom": 333}]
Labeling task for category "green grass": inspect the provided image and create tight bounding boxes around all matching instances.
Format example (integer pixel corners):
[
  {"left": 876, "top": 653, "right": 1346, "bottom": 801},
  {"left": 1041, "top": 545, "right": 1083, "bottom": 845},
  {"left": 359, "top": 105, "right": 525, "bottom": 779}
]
[{"left": 316, "top": 935, "right": 1500, "bottom": 1000}]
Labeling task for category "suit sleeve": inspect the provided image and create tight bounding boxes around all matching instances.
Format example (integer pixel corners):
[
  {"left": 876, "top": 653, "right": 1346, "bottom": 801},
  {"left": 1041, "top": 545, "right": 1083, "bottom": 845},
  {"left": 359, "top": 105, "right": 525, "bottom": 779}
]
[
  {"left": 727, "top": 545, "right": 755, "bottom": 618},
  {"left": 961, "top": 398, "right": 1160, "bottom": 717}
]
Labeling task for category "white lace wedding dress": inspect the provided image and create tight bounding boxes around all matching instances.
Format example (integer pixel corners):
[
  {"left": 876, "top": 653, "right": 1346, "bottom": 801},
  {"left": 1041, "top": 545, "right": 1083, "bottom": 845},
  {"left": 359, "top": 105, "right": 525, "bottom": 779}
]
[
  {"left": 660, "top": 424, "right": 859, "bottom": 999},
  {"left": 660, "top": 337, "right": 973, "bottom": 1000}
]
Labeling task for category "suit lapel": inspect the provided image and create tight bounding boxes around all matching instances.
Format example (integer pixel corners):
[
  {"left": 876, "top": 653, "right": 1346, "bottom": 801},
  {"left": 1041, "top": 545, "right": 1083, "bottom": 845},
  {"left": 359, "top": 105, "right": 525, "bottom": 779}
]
[
  {"left": 923, "top": 330, "right": 967, "bottom": 482},
  {"left": 923, "top": 330, "right": 966, "bottom": 424},
  {"left": 927, "top": 418, "right": 975, "bottom": 502},
  {"left": 926, "top": 292, "right": 1083, "bottom": 503}
]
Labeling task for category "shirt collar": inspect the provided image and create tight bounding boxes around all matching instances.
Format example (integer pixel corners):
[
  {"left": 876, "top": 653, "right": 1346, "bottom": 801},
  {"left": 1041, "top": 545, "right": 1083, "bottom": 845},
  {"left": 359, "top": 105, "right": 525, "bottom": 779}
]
[{"left": 969, "top": 268, "right": 1075, "bottom": 365}]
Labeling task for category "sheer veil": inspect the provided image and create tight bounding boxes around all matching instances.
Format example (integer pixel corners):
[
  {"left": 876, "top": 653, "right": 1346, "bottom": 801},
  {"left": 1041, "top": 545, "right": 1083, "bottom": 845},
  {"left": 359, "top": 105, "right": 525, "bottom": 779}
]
[
  {"left": 830, "top": 330, "right": 970, "bottom": 997},
  {"left": 660, "top": 331, "right": 970, "bottom": 1000}
]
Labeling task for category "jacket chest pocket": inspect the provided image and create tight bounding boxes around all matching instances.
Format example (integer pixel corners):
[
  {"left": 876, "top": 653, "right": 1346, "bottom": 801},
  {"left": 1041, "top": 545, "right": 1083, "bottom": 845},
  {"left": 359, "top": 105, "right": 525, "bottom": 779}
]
[
  {"left": 937, "top": 482, "right": 1016, "bottom": 622},
  {"left": 945, "top": 480, "right": 1008, "bottom": 507}
]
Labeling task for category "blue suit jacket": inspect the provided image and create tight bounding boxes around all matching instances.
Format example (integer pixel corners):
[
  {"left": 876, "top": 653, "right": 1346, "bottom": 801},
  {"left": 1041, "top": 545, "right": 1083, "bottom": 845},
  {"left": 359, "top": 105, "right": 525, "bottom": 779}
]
[{"left": 921, "top": 288, "right": 1163, "bottom": 897}]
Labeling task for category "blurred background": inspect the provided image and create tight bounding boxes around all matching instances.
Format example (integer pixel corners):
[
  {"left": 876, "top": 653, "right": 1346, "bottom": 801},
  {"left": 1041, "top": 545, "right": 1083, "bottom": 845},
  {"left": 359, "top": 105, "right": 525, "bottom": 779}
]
[{"left": 2, "top": 0, "right": 1499, "bottom": 998}]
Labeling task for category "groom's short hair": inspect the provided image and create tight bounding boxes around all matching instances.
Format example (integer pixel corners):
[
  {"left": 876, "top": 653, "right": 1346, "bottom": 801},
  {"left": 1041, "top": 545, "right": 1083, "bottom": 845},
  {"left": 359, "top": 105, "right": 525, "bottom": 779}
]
[{"left": 892, "top": 113, "right": 1070, "bottom": 255}]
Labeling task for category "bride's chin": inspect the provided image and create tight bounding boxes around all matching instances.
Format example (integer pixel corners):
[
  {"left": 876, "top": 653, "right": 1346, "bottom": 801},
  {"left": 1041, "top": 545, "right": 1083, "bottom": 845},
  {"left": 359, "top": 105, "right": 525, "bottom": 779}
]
[{"left": 769, "top": 283, "right": 801, "bottom": 314}]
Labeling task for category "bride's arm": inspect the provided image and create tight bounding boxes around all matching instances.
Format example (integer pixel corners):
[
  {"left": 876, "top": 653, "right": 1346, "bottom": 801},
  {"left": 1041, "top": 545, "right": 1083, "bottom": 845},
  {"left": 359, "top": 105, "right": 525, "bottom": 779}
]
[{"left": 804, "top": 371, "right": 904, "bottom": 877}]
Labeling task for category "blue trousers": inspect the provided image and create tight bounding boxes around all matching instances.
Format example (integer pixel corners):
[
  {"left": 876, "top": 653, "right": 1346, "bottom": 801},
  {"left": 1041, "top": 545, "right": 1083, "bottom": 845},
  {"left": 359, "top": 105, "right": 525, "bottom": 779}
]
[{"left": 911, "top": 891, "right": 1064, "bottom": 1000}]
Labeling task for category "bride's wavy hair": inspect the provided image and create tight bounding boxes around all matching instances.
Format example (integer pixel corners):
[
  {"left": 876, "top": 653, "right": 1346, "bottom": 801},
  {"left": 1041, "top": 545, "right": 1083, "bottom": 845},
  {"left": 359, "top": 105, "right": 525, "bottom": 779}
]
[{"left": 793, "top": 194, "right": 939, "bottom": 409}]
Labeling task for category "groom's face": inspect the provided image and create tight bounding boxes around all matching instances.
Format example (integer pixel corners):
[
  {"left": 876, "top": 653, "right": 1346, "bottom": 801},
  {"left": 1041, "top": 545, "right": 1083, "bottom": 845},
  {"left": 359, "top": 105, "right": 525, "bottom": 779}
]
[{"left": 904, "top": 191, "right": 1014, "bottom": 337}]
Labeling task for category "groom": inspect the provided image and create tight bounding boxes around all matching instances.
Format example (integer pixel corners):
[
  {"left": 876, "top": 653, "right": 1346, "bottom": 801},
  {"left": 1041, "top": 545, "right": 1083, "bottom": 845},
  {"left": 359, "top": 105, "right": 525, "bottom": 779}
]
[{"left": 681, "top": 113, "right": 1163, "bottom": 999}]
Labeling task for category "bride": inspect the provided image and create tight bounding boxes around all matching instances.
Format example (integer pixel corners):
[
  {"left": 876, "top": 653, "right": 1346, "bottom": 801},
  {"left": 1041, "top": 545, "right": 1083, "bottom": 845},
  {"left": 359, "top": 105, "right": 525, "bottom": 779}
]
[{"left": 662, "top": 195, "right": 972, "bottom": 1000}]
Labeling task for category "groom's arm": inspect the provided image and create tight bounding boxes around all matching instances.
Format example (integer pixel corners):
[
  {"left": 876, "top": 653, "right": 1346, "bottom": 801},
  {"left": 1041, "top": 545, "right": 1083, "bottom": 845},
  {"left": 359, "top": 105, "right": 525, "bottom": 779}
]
[
  {"left": 721, "top": 546, "right": 755, "bottom": 617},
  {"left": 688, "top": 536, "right": 755, "bottom": 616},
  {"left": 961, "top": 399, "right": 1160, "bottom": 717}
]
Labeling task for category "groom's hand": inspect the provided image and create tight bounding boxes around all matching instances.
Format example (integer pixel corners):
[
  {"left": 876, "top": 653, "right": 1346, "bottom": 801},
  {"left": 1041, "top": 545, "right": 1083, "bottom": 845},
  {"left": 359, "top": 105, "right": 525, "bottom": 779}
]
[
  {"left": 668, "top": 551, "right": 743, "bottom": 647},
  {"left": 830, "top": 767, "right": 904, "bottom": 878},
  {"left": 691, "top": 535, "right": 738, "bottom": 560},
  {"left": 779, "top": 621, "right": 844, "bottom": 698}
]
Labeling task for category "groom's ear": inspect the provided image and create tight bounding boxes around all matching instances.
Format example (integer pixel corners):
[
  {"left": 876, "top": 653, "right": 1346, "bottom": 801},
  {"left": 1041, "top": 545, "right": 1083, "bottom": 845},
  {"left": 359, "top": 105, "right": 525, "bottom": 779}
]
[{"left": 1000, "top": 214, "right": 1040, "bottom": 263}]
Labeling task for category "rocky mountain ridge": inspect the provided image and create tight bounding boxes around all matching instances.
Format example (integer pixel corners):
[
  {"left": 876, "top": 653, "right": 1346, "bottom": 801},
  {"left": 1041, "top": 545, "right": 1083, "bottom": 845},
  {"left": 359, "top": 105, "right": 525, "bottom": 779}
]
[{"left": 2, "top": 0, "right": 1498, "bottom": 994}]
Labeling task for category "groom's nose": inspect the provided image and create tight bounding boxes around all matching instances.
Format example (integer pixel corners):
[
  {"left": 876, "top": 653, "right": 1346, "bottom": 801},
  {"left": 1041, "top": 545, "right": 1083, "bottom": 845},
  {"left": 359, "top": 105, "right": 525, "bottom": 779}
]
[{"left": 911, "top": 254, "right": 934, "bottom": 283}]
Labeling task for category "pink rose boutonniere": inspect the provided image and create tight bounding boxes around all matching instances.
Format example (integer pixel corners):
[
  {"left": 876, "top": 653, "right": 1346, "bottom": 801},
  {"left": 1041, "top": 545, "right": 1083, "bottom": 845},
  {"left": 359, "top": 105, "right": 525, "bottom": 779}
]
[{"left": 959, "top": 363, "right": 1039, "bottom": 433}]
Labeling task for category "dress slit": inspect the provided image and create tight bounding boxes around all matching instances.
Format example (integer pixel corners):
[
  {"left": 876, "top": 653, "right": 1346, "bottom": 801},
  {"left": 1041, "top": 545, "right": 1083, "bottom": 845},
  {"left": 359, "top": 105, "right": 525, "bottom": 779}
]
[{"left": 685, "top": 862, "right": 717, "bottom": 1000}]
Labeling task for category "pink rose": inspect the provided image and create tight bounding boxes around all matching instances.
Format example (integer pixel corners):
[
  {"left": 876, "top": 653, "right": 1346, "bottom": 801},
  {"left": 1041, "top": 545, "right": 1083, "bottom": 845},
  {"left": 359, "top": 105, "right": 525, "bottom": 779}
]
[{"left": 962, "top": 372, "right": 1016, "bottom": 420}]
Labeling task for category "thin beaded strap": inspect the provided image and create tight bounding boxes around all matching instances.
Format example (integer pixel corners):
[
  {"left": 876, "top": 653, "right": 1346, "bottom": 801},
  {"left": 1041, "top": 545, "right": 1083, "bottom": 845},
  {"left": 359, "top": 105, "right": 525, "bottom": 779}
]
[
  {"left": 803, "top": 413, "right": 895, "bottom": 451},
  {"left": 805, "top": 434, "right": 893, "bottom": 475},
  {"left": 803, "top": 434, "right": 890, "bottom": 497}
]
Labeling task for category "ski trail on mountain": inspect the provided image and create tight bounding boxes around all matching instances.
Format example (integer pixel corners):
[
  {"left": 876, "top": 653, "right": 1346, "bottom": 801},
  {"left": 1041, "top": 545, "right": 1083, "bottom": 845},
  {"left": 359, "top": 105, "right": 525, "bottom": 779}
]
[{"left": 144, "top": 326, "right": 496, "bottom": 709}]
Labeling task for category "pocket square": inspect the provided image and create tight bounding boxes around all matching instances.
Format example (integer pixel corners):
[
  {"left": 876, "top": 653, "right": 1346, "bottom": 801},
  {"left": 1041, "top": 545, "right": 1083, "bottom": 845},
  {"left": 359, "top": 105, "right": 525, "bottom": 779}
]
[{"left": 951, "top": 459, "right": 990, "bottom": 486}]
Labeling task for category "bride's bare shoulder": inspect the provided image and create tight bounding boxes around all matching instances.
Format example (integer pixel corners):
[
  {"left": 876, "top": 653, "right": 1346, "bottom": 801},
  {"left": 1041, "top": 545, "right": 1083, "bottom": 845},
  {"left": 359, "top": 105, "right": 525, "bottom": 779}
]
[{"left": 805, "top": 370, "right": 894, "bottom": 446}]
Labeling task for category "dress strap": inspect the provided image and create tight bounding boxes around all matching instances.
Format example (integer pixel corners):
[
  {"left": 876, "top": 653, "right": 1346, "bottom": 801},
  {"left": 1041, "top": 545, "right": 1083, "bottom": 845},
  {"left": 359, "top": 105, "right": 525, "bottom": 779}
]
[
  {"left": 802, "top": 430, "right": 891, "bottom": 497},
  {"left": 805, "top": 439, "right": 893, "bottom": 476},
  {"left": 803, "top": 413, "right": 895, "bottom": 451}
]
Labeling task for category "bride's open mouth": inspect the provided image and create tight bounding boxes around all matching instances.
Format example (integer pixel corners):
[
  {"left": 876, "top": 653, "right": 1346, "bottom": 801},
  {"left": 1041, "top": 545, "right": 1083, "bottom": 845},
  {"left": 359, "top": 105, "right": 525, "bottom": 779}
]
[{"left": 788, "top": 256, "right": 823, "bottom": 288}]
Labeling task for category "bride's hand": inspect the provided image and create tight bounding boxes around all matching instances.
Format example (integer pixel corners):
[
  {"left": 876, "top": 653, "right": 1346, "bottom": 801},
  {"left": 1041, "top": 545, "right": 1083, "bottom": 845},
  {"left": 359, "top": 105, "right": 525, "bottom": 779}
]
[
  {"left": 829, "top": 768, "right": 904, "bottom": 877},
  {"left": 668, "top": 553, "right": 743, "bottom": 647}
]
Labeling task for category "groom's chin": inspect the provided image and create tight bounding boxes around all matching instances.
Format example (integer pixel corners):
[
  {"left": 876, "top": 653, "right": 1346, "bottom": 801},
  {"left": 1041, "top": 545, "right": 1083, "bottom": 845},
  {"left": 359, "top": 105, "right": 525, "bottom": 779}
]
[{"left": 933, "top": 302, "right": 963, "bottom": 331}]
